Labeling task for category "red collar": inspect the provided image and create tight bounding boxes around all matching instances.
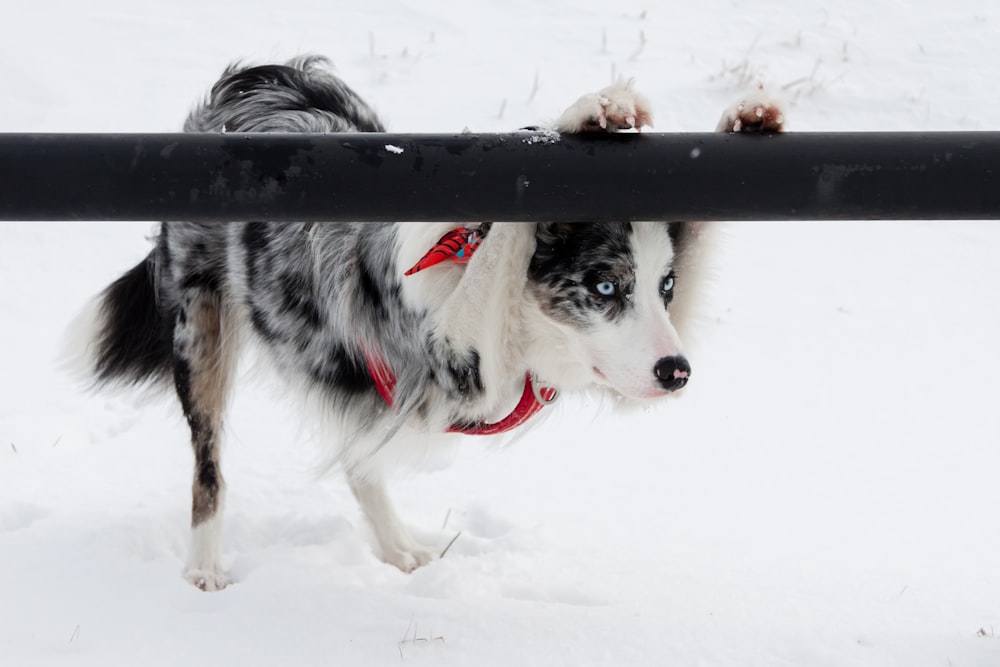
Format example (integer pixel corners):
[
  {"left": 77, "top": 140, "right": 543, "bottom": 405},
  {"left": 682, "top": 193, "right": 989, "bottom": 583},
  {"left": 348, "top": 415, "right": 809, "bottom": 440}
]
[
  {"left": 361, "top": 226, "right": 557, "bottom": 435},
  {"left": 363, "top": 346, "right": 557, "bottom": 435}
]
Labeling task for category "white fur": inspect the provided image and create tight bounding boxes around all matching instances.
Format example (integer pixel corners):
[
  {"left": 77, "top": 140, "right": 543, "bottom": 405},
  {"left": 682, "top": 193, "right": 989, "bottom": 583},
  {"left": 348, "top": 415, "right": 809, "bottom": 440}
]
[
  {"left": 715, "top": 86, "right": 787, "bottom": 132},
  {"left": 184, "top": 511, "right": 228, "bottom": 591},
  {"left": 397, "top": 223, "right": 540, "bottom": 424},
  {"left": 555, "top": 78, "right": 653, "bottom": 133},
  {"left": 348, "top": 474, "right": 435, "bottom": 572},
  {"left": 521, "top": 223, "right": 682, "bottom": 400},
  {"left": 587, "top": 224, "right": 682, "bottom": 399},
  {"left": 59, "top": 293, "right": 106, "bottom": 385}
]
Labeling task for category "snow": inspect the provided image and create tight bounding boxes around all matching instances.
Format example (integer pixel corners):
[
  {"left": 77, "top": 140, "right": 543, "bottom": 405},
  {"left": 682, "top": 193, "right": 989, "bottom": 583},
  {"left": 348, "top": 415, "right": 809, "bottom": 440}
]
[{"left": 3, "top": 1, "right": 1000, "bottom": 665}]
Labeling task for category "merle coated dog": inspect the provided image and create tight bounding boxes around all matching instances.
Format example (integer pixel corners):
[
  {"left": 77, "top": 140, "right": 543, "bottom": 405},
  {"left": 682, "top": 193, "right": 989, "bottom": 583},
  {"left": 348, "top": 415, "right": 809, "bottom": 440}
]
[{"left": 74, "top": 56, "right": 784, "bottom": 590}]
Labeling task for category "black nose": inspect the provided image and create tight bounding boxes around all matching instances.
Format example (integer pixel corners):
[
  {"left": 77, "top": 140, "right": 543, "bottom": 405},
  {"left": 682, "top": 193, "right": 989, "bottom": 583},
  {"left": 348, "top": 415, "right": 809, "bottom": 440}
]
[{"left": 654, "top": 355, "right": 691, "bottom": 392}]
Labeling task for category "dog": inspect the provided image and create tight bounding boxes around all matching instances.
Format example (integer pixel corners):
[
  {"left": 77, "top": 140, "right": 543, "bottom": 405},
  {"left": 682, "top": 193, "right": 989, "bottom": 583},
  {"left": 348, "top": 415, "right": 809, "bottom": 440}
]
[{"left": 74, "top": 56, "right": 784, "bottom": 590}]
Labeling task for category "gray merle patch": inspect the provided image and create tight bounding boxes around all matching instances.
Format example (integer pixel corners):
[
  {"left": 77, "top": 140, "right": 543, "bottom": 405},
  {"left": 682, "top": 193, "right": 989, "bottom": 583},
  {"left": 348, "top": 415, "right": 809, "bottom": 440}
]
[{"left": 529, "top": 222, "right": 640, "bottom": 326}]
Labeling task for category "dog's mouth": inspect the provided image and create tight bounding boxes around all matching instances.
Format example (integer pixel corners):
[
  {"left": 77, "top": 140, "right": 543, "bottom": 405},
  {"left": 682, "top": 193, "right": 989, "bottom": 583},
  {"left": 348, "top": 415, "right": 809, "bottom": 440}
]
[{"left": 592, "top": 365, "right": 672, "bottom": 399}]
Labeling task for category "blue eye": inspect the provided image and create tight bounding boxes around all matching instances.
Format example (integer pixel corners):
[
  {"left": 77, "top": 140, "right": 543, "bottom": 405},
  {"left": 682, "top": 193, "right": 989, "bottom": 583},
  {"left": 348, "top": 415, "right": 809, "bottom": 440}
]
[
  {"left": 661, "top": 275, "right": 675, "bottom": 293},
  {"left": 595, "top": 281, "right": 616, "bottom": 297}
]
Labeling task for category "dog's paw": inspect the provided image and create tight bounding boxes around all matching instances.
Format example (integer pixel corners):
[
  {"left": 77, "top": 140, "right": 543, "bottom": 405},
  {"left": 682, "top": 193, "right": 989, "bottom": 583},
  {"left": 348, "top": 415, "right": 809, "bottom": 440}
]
[
  {"left": 382, "top": 545, "right": 435, "bottom": 573},
  {"left": 184, "top": 567, "right": 229, "bottom": 592},
  {"left": 555, "top": 78, "right": 653, "bottom": 133},
  {"left": 716, "top": 86, "right": 786, "bottom": 133}
]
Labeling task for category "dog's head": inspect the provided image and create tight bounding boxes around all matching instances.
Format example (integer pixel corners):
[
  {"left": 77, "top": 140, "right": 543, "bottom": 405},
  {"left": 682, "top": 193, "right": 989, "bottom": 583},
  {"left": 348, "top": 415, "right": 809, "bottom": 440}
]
[{"left": 525, "top": 222, "right": 690, "bottom": 400}]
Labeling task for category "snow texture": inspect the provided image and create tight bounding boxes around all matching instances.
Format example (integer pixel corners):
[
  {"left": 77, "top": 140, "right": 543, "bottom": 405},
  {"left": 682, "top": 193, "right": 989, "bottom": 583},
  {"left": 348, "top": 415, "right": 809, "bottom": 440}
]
[{"left": 2, "top": 1, "right": 1000, "bottom": 665}]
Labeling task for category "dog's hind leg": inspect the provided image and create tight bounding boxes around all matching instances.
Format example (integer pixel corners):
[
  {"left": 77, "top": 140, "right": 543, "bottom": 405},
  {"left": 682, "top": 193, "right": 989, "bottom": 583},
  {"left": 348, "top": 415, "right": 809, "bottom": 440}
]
[
  {"left": 347, "top": 470, "right": 435, "bottom": 573},
  {"left": 172, "top": 289, "right": 236, "bottom": 591}
]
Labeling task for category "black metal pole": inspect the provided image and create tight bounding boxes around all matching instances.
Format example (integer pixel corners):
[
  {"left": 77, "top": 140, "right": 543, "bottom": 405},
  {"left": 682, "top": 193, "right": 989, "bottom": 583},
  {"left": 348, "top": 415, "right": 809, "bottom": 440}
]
[{"left": 1, "top": 131, "right": 998, "bottom": 221}]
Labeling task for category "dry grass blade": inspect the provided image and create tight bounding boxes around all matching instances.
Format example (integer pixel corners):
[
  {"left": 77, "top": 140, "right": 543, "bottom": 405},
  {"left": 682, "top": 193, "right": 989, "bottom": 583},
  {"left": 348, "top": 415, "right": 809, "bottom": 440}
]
[{"left": 439, "top": 531, "right": 462, "bottom": 559}]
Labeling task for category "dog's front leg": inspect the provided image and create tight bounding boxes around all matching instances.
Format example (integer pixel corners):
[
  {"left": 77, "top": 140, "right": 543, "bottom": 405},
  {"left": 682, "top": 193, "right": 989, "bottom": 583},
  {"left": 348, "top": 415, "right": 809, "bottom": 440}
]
[
  {"left": 345, "top": 225, "right": 536, "bottom": 574},
  {"left": 553, "top": 78, "right": 653, "bottom": 133},
  {"left": 715, "top": 85, "right": 786, "bottom": 134},
  {"left": 431, "top": 222, "right": 537, "bottom": 412},
  {"left": 347, "top": 472, "right": 434, "bottom": 573}
]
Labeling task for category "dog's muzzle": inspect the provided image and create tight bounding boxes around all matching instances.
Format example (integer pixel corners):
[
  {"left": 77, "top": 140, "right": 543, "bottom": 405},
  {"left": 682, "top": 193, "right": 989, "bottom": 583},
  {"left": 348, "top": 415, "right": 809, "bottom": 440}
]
[{"left": 654, "top": 355, "right": 691, "bottom": 392}]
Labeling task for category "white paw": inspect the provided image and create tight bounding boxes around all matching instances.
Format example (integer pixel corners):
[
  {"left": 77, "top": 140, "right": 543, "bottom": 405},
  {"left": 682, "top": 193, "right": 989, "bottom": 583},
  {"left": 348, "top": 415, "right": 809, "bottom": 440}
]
[
  {"left": 382, "top": 545, "right": 436, "bottom": 573},
  {"left": 716, "top": 85, "right": 786, "bottom": 133},
  {"left": 555, "top": 78, "right": 653, "bottom": 133},
  {"left": 184, "top": 567, "right": 229, "bottom": 592}
]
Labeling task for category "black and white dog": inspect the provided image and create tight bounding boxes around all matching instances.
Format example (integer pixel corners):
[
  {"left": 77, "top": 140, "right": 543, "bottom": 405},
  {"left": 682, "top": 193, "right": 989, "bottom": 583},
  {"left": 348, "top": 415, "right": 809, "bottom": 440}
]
[{"left": 75, "top": 56, "right": 783, "bottom": 590}]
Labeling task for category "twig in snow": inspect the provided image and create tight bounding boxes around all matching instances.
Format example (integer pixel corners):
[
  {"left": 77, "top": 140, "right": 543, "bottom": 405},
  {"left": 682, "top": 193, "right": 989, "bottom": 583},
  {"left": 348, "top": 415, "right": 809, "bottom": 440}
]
[
  {"left": 496, "top": 99, "right": 507, "bottom": 120},
  {"left": 781, "top": 58, "right": 846, "bottom": 101},
  {"left": 781, "top": 58, "right": 822, "bottom": 91},
  {"left": 398, "top": 616, "right": 445, "bottom": 660},
  {"left": 441, "top": 507, "right": 452, "bottom": 530},
  {"left": 780, "top": 30, "right": 803, "bottom": 49},
  {"left": 781, "top": 76, "right": 811, "bottom": 91},
  {"left": 401, "top": 614, "right": 414, "bottom": 644},
  {"left": 9, "top": 442, "right": 16, "bottom": 454},
  {"left": 439, "top": 531, "right": 462, "bottom": 559},
  {"left": 627, "top": 30, "right": 647, "bottom": 61},
  {"left": 527, "top": 70, "right": 540, "bottom": 104}
]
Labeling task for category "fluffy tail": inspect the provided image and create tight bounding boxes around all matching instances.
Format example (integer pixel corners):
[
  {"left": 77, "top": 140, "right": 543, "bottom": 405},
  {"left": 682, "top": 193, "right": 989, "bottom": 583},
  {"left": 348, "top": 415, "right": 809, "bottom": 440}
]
[{"left": 69, "top": 252, "right": 174, "bottom": 388}]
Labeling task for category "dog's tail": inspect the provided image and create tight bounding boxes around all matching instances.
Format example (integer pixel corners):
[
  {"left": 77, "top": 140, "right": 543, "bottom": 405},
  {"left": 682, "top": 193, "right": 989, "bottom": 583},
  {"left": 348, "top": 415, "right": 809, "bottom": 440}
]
[{"left": 65, "top": 248, "right": 174, "bottom": 389}]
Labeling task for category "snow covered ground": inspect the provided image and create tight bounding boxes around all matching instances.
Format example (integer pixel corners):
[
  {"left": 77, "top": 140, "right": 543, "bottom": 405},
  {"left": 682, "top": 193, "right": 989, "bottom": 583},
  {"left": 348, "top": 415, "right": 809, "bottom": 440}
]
[{"left": 2, "top": 1, "right": 1000, "bottom": 665}]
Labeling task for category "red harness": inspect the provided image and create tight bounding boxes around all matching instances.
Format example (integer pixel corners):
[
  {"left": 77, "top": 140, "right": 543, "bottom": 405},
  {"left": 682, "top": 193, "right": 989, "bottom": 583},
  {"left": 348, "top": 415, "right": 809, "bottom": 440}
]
[{"left": 363, "top": 227, "right": 558, "bottom": 436}]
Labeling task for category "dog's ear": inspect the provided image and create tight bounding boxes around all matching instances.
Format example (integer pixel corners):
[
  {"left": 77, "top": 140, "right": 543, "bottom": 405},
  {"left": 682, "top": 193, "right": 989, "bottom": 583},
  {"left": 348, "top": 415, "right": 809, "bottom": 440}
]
[
  {"left": 532, "top": 223, "right": 576, "bottom": 263},
  {"left": 529, "top": 223, "right": 576, "bottom": 277},
  {"left": 534, "top": 222, "right": 575, "bottom": 246},
  {"left": 667, "top": 221, "right": 717, "bottom": 344}
]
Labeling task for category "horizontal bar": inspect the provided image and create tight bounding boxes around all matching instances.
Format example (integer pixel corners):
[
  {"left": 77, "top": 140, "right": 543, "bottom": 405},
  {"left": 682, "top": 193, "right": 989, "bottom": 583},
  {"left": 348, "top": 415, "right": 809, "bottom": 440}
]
[{"left": 1, "top": 132, "right": 999, "bottom": 221}]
